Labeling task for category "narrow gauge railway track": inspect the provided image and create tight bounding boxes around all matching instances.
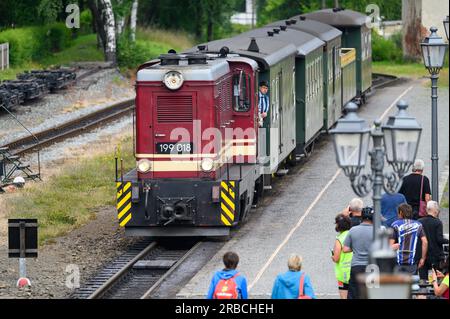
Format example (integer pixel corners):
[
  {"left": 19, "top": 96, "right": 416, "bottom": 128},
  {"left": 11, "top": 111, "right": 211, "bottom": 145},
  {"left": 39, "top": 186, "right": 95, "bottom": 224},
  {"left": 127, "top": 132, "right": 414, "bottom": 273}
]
[
  {"left": 75, "top": 66, "right": 110, "bottom": 82},
  {"left": 372, "top": 73, "right": 400, "bottom": 90},
  {"left": 2, "top": 98, "right": 135, "bottom": 156},
  {"left": 71, "top": 240, "right": 201, "bottom": 299}
]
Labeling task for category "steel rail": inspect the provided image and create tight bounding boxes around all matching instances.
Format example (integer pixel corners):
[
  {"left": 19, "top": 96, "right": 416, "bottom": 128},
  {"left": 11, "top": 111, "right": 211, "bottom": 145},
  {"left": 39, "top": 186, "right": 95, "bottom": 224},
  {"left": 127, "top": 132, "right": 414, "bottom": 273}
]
[
  {"left": 2, "top": 98, "right": 135, "bottom": 156},
  {"left": 140, "top": 241, "right": 203, "bottom": 299},
  {"left": 372, "top": 73, "right": 400, "bottom": 90},
  {"left": 87, "top": 242, "right": 158, "bottom": 299}
]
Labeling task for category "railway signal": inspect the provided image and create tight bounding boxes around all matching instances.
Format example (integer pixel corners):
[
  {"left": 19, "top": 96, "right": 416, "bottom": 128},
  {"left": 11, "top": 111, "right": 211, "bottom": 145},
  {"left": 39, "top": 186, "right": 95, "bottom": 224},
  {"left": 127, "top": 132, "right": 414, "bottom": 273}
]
[{"left": 8, "top": 219, "right": 38, "bottom": 288}]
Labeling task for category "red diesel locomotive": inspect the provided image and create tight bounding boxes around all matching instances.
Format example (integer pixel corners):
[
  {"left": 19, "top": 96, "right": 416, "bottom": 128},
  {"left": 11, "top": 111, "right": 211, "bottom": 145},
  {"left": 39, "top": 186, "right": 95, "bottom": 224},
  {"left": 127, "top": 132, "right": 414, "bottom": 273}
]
[{"left": 117, "top": 53, "right": 262, "bottom": 237}]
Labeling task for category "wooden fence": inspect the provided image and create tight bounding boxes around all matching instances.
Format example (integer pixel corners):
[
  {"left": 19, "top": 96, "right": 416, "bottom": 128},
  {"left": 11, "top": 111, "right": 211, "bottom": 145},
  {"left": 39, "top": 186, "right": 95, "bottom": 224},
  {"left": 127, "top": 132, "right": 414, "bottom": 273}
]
[{"left": 0, "top": 43, "right": 9, "bottom": 70}]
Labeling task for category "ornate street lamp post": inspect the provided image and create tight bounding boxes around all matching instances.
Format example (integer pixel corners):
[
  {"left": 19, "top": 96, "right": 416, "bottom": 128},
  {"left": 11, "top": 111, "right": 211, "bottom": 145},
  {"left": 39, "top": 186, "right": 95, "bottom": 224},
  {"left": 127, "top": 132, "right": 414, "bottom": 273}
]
[
  {"left": 330, "top": 102, "right": 422, "bottom": 237},
  {"left": 331, "top": 101, "right": 422, "bottom": 298},
  {"left": 420, "top": 27, "right": 448, "bottom": 202}
]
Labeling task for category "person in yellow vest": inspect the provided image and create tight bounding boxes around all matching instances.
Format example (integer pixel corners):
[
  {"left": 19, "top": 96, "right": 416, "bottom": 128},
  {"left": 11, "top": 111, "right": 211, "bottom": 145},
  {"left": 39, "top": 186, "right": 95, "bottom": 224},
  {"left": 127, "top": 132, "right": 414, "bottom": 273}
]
[{"left": 331, "top": 214, "right": 353, "bottom": 299}]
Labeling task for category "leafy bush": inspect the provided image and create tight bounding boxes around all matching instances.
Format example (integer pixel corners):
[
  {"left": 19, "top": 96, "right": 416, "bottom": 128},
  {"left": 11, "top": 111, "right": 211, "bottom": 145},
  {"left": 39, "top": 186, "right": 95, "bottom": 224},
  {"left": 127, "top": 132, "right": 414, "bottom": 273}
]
[
  {"left": 80, "top": 9, "right": 93, "bottom": 35},
  {"left": 117, "top": 36, "right": 172, "bottom": 69},
  {"left": 372, "top": 31, "right": 403, "bottom": 63},
  {"left": 0, "top": 27, "right": 36, "bottom": 66},
  {"left": 0, "top": 24, "right": 72, "bottom": 66}
]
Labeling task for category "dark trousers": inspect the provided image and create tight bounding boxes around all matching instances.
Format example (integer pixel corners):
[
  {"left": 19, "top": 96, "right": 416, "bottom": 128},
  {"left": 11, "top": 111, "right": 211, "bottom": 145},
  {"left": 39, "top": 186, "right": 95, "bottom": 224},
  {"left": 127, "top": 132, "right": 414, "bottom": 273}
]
[
  {"left": 348, "top": 265, "right": 367, "bottom": 299},
  {"left": 397, "top": 264, "right": 418, "bottom": 275},
  {"left": 412, "top": 206, "right": 420, "bottom": 220},
  {"left": 419, "top": 257, "right": 441, "bottom": 281},
  {"left": 419, "top": 260, "right": 432, "bottom": 281}
]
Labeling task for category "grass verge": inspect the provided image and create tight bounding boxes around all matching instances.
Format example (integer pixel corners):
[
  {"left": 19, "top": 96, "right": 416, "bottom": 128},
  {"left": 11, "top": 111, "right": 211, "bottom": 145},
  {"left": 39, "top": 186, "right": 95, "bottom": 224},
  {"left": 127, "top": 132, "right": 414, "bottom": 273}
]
[
  {"left": 136, "top": 27, "right": 195, "bottom": 52},
  {"left": 0, "top": 34, "right": 103, "bottom": 81},
  {"left": 373, "top": 61, "right": 449, "bottom": 88},
  {"left": 38, "top": 34, "right": 104, "bottom": 67},
  {"left": 4, "top": 136, "right": 135, "bottom": 245}
]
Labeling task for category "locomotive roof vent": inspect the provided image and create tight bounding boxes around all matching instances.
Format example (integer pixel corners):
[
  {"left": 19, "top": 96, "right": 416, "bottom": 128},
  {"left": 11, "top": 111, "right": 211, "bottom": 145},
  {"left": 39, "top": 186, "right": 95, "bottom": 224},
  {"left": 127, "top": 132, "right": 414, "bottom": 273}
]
[
  {"left": 219, "top": 46, "right": 230, "bottom": 58},
  {"left": 248, "top": 38, "right": 260, "bottom": 53},
  {"left": 285, "top": 20, "right": 292, "bottom": 26},
  {"left": 267, "top": 31, "right": 274, "bottom": 37},
  {"left": 186, "top": 54, "right": 208, "bottom": 65},
  {"left": 280, "top": 25, "right": 287, "bottom": 31},
  {"left": 333, "top": 7, "right": 345, "bottom": 12},
  {"left": 290, "top": 19, "right": 297, "bottom": 24},
  {"left": 159, "top": 54, "right": 181, "bottom": 66},
  {"left": 273, "top": 28, "right": 280, "bottom": 34},
  {"left": 299, "top": 16, "right": 306, "bottom": 21},
  {"left": 197, "top": 45, "right": 208, "bottom": 51}
]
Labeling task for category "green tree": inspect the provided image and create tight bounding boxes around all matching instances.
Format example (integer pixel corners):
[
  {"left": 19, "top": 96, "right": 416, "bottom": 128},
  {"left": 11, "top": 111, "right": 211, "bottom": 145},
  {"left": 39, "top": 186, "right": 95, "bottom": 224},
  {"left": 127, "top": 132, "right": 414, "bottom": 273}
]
[
  {"left": 137, "top": 0, "right": 238, "bottom": 41},
  {"left": 37, "top": 0, "right": 64, "bottom": 24},
  {"left": 256, "top": 0, "right": 402, "bottom": 25}
]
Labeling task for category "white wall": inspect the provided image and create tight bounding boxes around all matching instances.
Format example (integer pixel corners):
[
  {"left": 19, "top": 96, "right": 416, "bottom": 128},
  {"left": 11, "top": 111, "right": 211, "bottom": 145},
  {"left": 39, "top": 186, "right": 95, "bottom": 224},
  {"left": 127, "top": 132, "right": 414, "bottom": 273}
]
[
  {"left": 422, "top": 0, "right": 449, "bottom": 39},
  {"left": 231, "top": 0, "right": 256, "bottom": 26}
]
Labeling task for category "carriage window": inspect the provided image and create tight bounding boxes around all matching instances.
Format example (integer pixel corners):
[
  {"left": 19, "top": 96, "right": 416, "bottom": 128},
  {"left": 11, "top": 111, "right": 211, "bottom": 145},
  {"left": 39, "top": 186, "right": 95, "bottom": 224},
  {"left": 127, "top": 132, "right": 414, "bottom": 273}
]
[{"left": 233, "top": 71, "right": 250, "bottom": 112}]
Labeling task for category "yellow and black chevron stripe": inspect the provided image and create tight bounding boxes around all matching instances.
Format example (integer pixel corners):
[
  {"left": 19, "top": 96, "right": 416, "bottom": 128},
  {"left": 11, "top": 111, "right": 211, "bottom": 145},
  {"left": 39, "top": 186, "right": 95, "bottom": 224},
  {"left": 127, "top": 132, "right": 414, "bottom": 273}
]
[
  {"left": 117, "top": 182, "right": 132, "bottom": 227},
  {"left": 220, "top": 181, "right": 237, "bottom": 226}
]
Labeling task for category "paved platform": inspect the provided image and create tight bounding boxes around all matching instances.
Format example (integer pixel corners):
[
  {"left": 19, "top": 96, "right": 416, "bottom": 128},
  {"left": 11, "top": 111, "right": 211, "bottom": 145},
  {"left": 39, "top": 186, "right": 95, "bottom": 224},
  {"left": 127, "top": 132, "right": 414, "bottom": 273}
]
[{"left": 177, "top": 78, "right": 450, "bottom": 299}]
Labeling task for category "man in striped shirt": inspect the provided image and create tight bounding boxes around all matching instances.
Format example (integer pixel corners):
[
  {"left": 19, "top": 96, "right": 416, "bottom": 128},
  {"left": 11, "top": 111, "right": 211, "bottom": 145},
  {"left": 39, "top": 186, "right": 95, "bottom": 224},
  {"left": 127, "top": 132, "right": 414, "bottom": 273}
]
[
  {"left": 258, "top": 81, "right": 269, "bottom": 127},
  {"left": 390, "top": 203, "right": 428, "bottom": 275}
]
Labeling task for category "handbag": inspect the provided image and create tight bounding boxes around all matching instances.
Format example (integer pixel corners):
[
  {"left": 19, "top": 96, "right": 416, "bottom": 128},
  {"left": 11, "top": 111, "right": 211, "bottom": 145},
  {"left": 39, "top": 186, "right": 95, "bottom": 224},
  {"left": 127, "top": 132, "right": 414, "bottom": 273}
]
[
  {"left": 298, "top": 273, "right": 312, "bottom": 299},
  {"left": 419, "top": 175, "right": 427, "bottom": 217}
]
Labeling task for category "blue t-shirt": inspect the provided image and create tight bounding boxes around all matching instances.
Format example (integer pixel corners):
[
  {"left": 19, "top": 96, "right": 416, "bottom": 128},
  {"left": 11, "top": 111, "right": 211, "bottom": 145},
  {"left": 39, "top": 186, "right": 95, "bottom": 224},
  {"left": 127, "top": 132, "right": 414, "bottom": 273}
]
[
  {"left": 381, "top": 193, "right": 406, "bottom": 227},
  {"left": 391, "top": 219, "right": 425, "bottom": 265}
]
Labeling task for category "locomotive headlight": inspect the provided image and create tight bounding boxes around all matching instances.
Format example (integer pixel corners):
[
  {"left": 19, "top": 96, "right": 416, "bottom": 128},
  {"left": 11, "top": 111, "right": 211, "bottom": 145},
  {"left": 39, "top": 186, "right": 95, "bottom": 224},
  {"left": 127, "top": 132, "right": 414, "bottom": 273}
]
[
  {"left": 137, "top": 159, "right": 152, "bottom": 173},
  {"left": 163, "top": 71, "right": 184, "bottom": 90},
  {"left": 201, "top": 158, "right": 214, "bottom": 172}
]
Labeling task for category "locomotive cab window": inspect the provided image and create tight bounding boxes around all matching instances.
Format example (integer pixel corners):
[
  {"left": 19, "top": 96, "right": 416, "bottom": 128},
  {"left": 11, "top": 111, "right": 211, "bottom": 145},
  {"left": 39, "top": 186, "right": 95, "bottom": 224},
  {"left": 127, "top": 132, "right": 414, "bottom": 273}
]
[{"left": 233, "top": 71, "right": 251, "bottom": 112}]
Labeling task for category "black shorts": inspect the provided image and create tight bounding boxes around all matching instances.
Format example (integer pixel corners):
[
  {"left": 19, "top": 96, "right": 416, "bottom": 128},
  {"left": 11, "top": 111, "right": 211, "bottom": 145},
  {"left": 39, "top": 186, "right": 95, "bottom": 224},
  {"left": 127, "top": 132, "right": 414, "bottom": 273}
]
[{"left": 338, "top": 281, "right": 349, "bottom": 291}]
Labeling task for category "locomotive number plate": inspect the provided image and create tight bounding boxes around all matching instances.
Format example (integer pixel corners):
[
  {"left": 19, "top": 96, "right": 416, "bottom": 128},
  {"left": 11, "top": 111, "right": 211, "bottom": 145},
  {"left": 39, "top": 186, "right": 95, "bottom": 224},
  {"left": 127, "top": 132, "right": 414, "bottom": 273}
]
[{"left": 156, "top": 142, "right": 193, "bottom": 154}]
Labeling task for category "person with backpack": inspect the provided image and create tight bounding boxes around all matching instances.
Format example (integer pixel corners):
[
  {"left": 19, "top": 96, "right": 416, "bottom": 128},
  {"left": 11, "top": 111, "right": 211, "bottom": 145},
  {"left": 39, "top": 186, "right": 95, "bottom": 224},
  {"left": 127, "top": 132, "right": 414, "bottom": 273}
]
[
  {"left": 207, "top": 252, "right": 248, "bottom": 299},
  {"left": 271, "top": 254, "right": 316, "bottom": 299}
]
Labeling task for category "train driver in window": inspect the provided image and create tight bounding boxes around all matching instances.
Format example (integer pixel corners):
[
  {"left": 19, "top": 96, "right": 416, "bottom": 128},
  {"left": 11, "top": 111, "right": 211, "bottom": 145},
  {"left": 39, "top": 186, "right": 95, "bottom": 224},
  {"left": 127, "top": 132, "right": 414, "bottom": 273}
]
[{"left": 258, "top": 81, "right": 269, "bottom": 127}]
